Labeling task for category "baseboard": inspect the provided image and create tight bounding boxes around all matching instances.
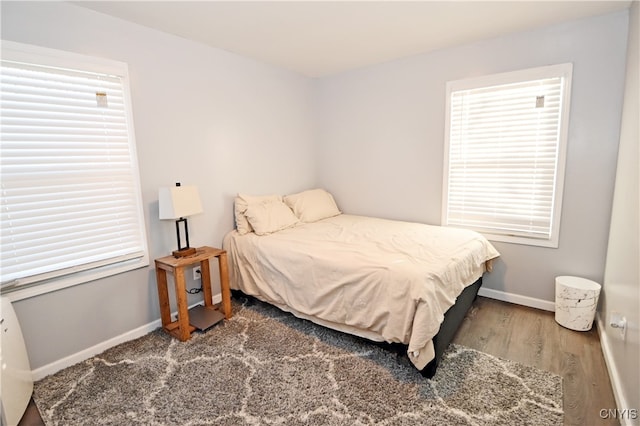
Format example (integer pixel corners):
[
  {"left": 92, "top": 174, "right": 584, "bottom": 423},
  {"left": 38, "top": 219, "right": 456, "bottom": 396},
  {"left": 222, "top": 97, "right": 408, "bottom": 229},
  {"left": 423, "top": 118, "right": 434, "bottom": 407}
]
[
  {"left": 33, "top": 290, "right": 554, "bottom": 381},
  {"left": 477, "top": 287, "right": 556, "bottom": 312},
  {"left": 595, "top": 313, "right": 635, "bottom": 426},
  {"left": 31, "top": 318, "right": 161, "bottom": 381},
  {"left": 32, "top": 296, "right": 223, "bottom": 381}
]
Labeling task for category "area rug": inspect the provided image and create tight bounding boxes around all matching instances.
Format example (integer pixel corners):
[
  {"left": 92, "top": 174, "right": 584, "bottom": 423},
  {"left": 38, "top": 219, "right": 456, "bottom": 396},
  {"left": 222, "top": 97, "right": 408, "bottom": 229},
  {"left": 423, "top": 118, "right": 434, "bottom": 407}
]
[{"left": 34, "top": 297, "right": 563, "bottom": 425}]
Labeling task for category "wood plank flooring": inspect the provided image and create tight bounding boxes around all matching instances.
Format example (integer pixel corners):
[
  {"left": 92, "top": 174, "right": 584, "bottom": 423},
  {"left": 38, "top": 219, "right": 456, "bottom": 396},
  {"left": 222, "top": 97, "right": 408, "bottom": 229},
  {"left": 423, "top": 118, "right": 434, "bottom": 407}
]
[
  {"left": 18, "top": 296, "right": 617, "bottom": 425},
  {"left": 452, "top": 297, "right": 618, "bottom": 426}
]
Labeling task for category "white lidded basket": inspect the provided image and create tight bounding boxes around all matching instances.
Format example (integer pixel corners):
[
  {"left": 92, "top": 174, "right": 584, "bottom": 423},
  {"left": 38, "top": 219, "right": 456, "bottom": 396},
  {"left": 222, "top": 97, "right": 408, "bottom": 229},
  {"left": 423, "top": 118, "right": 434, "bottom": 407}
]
[{"left": 555, "top": 276, "right": 601, "bottom": 331}]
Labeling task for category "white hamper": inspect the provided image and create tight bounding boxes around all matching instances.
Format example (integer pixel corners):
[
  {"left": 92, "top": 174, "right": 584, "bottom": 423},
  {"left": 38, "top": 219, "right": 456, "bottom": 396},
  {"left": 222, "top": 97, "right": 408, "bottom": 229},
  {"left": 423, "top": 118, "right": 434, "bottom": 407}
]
[{"left": 555, "top": 276, "right": 601, "bottom": 331}]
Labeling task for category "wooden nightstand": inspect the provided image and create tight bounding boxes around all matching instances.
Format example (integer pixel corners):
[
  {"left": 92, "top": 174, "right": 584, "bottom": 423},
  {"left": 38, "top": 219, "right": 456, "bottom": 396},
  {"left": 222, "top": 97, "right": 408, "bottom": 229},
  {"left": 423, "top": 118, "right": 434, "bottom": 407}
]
[{"left": 154, "top": 246, "right": 232, "bottom": 341}]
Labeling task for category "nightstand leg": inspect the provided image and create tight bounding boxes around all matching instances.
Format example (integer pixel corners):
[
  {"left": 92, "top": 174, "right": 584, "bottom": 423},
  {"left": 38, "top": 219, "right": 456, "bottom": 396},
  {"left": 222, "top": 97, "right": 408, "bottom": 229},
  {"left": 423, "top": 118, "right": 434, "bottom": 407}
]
[
  {"left": 218, "top": 252, "right": 232, "bottom": 319},
  {"left": 156, "top": 268, "right": 172, "bottom": 328},
  {"left": 174, "top": 267, "right": 191, "bottom": 341},
  {"left": 200, "top": 259, "right": 213, "bottom": 308}
]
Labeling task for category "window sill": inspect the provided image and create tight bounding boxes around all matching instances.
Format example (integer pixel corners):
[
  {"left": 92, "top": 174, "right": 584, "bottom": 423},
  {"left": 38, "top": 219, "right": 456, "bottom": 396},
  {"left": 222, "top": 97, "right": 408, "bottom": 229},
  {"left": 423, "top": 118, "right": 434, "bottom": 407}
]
[
  {"left": 484, "top": 233, "right": 559, "bottom": 249},
  {"left": 2, "top": 256, "right": 149, "bottom": 302}
]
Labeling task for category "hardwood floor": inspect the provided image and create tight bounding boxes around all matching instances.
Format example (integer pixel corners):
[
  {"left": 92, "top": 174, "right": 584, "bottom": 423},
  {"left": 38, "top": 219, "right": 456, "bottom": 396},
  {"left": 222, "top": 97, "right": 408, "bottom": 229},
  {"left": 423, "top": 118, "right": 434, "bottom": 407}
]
[
  {"left": 18, "top": 296, "right": 617, "bottom": 425},
  {"left": 452, "top": 297, "right": 618, "bottom": 426},
  {"left": 16, "top": 399, "right": 42, "bottom": 426}
]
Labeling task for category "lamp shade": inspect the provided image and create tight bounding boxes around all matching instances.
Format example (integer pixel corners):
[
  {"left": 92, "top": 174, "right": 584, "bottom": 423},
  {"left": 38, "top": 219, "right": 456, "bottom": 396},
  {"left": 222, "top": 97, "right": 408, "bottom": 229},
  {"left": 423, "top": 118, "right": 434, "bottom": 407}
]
[{"left": 158, "top": 185, "right": 203, "bottom": 219}]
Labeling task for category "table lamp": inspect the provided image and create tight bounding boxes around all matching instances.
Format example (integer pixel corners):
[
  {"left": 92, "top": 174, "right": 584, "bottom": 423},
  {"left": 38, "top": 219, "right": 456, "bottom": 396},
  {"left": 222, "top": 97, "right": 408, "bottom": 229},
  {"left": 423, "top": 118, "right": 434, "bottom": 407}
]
[{"left": 159, "top": 183, "right": 203, "bottom": 257}]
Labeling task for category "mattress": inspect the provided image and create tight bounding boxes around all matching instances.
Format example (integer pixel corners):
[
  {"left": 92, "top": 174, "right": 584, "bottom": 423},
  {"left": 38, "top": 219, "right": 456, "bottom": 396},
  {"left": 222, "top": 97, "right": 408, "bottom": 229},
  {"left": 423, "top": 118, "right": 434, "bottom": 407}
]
[{"left": 222, "top": 214, "right": 499, "bottom": 370}]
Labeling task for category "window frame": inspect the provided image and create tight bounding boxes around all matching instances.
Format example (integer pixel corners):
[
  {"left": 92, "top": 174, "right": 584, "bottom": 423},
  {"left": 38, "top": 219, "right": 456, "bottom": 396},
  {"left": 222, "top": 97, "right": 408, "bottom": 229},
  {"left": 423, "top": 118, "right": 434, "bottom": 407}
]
[
  {"left": 441, "top": 63, "right": 573, "bottom": 248},
  {"left": 1, "top": 41, "right": 149, "bottom": 301}
]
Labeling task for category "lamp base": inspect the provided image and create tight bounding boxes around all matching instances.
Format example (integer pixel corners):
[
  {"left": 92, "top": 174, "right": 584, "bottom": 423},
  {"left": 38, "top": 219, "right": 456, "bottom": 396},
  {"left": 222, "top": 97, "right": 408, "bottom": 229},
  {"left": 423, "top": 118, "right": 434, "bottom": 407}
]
[{"left": 172, "top": 247, "right": 197, "bottom": 258}]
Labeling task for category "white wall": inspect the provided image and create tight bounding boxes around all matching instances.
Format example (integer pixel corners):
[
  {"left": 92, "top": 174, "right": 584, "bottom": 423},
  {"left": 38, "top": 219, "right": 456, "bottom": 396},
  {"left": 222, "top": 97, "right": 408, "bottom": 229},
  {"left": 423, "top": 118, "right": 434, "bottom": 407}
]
[
  {"left": 1, "top": 2, "right": 317, "bottom": 370},
  {"left": 316, "top": 11, "right": 629, "bottom": 304},
  {"left": 600, "top": 1, "right": 639, "bottom": 417}
]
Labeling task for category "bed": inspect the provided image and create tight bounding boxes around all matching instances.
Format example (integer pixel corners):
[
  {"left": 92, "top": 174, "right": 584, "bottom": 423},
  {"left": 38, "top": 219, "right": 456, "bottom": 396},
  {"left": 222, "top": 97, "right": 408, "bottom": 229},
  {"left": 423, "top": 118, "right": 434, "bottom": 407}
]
[{"left": 222, "top": 189, "right": 500, "bottom": 377}]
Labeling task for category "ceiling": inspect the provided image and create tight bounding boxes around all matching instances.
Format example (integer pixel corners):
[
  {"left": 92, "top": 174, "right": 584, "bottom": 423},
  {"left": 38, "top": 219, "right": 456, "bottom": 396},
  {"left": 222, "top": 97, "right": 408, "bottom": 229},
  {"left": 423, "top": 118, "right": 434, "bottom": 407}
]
[{"left": 74, "top": 1, "right": 632, "bottom": 77}]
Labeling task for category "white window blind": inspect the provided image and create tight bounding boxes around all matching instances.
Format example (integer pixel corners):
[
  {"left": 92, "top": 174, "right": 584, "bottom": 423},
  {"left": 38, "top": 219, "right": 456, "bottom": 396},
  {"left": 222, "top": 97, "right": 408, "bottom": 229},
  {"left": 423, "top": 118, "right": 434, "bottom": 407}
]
[
  {"left": 443, "top": 64, "right": 572, "bottom": 248},
  {"left": 1, "top": 41, "right": 148, "bottom": 296}
]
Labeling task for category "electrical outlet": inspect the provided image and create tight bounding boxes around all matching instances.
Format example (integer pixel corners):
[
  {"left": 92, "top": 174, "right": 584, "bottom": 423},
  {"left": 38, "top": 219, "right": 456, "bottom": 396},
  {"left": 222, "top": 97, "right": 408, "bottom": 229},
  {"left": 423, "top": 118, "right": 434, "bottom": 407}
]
[
  {"left": 193, "top": 266, "right": 201, "bottom": 280},
  {"left": 610, "top": 312, "right": 627, "bottom": 339}
]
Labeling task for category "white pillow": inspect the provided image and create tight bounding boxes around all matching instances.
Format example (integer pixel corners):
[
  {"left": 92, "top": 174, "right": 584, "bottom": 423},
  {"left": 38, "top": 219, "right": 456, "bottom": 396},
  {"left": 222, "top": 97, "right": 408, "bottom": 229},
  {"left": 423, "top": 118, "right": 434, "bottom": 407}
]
[
  {"left": 243, "top": 199, "right": 299, "bottom": 236},
  {"left": 234, "top": 193, "right": 282, "bottom": 235},
  {"left": 283, "top": 188, "right": 341, "bottom": 223}
]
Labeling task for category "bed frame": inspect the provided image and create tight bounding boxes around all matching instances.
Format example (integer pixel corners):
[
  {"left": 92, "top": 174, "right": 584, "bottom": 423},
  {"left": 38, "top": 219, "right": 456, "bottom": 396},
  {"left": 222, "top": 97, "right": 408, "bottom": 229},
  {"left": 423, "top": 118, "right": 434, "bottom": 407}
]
[
  {"left": 420, "top": 277, "right": 482, "bottom": 378},
  {"left": 232, "top": 276, "right": 483, "bottom": 379}
]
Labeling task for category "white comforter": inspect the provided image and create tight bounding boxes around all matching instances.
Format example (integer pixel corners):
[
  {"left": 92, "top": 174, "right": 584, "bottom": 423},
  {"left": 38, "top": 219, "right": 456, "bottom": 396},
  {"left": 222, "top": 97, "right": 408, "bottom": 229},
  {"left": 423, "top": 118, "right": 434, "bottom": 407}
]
[{"left": 222, "top": 214, "right": 499, "bottom": 370}]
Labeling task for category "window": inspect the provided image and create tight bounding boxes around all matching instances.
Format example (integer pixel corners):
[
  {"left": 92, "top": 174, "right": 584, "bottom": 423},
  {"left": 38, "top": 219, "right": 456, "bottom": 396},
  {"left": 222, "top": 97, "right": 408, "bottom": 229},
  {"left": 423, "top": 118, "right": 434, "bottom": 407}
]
[
  {"left": 442, "top": 64, "right": 572, "bottom": 248},
  {"left": 1, "top": 41, "right": 148, "bottom": 299}
]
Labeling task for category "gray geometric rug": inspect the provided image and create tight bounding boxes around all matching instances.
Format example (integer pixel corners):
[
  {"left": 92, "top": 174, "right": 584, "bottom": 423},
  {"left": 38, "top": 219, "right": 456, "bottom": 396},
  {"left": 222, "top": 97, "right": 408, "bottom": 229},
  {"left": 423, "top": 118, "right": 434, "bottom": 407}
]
[{"left": 34, "top": 297, "right": 563, "bottom": 425}]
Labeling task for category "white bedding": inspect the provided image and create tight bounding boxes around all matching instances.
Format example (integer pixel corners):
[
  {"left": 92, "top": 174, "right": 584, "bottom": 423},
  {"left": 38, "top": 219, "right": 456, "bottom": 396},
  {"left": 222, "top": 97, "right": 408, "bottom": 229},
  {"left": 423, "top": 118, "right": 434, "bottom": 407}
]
[{"left": 222, "top": 214, "right": 499, "bottom": 370}]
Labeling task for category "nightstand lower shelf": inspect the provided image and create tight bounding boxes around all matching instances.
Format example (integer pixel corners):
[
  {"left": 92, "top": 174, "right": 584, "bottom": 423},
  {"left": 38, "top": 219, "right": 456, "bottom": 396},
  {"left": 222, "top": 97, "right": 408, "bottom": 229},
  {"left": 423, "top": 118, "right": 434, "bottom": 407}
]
[{"left": 188, "top": 305, "right": 225, "bottom": 330}]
